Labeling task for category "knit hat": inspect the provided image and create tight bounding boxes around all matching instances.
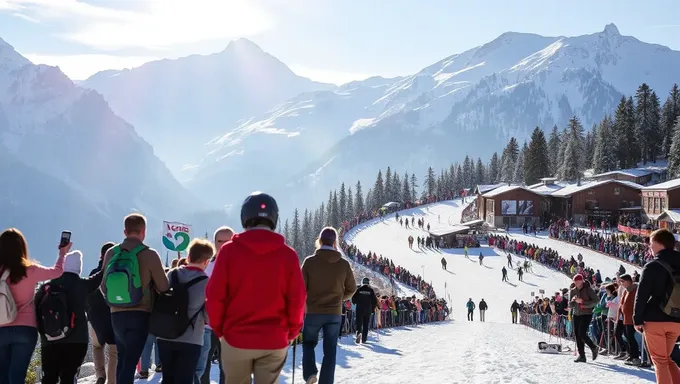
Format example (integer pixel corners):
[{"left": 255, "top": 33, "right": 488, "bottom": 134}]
[
  {"left": 64, "top": 250, "right": 83, "bottom": 275},
  {"left": 362, "top": 277, "right": 370, "bottom": 285},
  {"left": 573, "top": 274, "right": 584, "bottom": 282},
  {"left": 319, "top": 227, "right": 337, "bottom": 243}
]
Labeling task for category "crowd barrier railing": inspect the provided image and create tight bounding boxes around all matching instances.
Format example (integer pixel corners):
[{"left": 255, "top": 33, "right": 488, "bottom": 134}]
[{"left": 520, "top": 312, "right": 574, "bottom": 341}]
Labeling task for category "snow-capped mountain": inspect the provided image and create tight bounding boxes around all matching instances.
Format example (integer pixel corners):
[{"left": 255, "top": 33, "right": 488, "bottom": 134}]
[
  {"left": 81, "top": 38, "right": 333, "bottom": 175},
  {"left": 188, "top": 24, "right": 680, "bottom": 212},
  {"left": 0, "top": 37, "right": 216, "bottom": 268}
]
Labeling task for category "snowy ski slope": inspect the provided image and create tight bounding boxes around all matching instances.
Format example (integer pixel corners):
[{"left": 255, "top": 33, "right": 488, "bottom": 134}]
[{"left": 345, "top": 198, "right": 636, "bottom": 322}]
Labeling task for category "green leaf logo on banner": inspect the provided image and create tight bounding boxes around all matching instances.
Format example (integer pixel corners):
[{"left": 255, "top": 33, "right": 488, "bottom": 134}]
[{"left": 174, "top": 232, "right": 191, "bottom": 252}]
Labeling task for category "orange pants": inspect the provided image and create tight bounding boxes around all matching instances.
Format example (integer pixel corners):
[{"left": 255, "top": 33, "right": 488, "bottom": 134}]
[{"left": 643, "top": 322, "right": 680, "bottom": 384}]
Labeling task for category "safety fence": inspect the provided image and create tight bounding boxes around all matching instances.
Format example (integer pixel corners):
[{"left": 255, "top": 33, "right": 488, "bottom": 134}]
[
  {"left": 520, "top": 313, "right": 573, "bottom": 341},
  {"left": 292, "top": 308, "right": 448, "bottom": 344}
]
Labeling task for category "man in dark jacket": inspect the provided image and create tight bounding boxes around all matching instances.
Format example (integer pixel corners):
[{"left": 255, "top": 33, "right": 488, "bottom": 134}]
[
  {"left": 570, "top": 274, "right": 599, "bottom": 363},
  {"left": 301, "top": 227, "right": 357, "bottom": 384},
  {"left": 633, "top": 229, "right": 680, "bottom": 383},
  {"left": 352, "top": 278, "right": 378, "bottom": 344},
  {"left": 510, "top": 300, "right": 520, "bottom": 323},
  {"left": 37, "top": 250, "right": 103, "bottom": 383},
  {"left": 479, "top": 299, "right": 488, "bottom": 322},
  {"left": 87, "top": 242, "right": 117, "bottom": 384}
]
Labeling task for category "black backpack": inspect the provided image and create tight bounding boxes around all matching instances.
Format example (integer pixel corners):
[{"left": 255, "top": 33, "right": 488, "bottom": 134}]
[
  {"left": 37, "top": 283, "right": 75, "bottom": 342},
  {"left": 149, "top": 270, "right": 207, "bottom": 339}
]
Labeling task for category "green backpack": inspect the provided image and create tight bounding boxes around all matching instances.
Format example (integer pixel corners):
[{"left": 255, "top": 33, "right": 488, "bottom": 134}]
[{"left": 104, "top": 244, "right": 146, "bottom": 308}]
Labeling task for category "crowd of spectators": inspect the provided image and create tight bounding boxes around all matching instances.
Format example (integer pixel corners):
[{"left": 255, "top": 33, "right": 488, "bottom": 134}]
[{"left": 548, "top": 219, "right": 654, "bottom": 267}]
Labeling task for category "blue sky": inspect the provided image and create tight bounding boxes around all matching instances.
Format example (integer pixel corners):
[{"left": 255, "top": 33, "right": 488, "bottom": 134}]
[{"left": 1, "top": 0, "right": 679, "bottom": 85}]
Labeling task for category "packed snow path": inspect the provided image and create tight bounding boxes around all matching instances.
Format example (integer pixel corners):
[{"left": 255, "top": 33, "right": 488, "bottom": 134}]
[
  {"left": 345, "top": 199, "right": 634, "bottom": 323},
  {"left": 80, "top": 321, "right": 654, "bottom": 383}
]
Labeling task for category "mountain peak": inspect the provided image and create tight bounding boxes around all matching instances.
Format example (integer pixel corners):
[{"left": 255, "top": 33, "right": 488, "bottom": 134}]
[
  {"left": 0, "top": 37, "right": 30, "bottom": 70},
  {"left": 222, "top": 38, "right": 264, "bottom": 55},
  {"left": 603, "top": 23, "right": 620, "bottom": 36}
]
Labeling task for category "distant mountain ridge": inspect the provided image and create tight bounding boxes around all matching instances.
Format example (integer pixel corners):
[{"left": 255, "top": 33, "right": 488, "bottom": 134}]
[
  {"left": 81, "top": 38, "right": 333, "bottom": 175},
  {"left": 0, "top": 38, "right": 218, "bottom": 269},
  {"left": 185, "top": 24, "right": 680, "bottom": 213}
]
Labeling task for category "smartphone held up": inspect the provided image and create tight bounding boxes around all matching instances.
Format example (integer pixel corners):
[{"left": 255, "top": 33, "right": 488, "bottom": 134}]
[{"left": 59, "top": 231, "right": 72, "bottom": 249}]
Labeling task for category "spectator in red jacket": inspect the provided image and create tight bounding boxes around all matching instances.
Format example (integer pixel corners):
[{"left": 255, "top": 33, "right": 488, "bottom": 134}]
[{"left": 205, "top": 192, "right": 306, "bottom": 384}]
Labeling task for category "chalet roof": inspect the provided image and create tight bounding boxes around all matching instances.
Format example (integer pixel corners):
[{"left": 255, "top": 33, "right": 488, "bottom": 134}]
[
  {"left": 429, "top": 225, "right": 469, "bottom": 237},
  {"left": 592, "top": 169, "right": 655, "bottom": 178},
  {"left": 657, "top": 209, "right": 680, "bottom": 223},
  {"left": 641, "top": 178, "right": 680, "bottom": 191},
  {"left": 475, "top": 183, "right": 507, "bottom": 194},
  {"left": 550, "top": 179, "right": 643, "bottom": 197},
  {"left": 481, "top": 185, "right": 545, "bottom": 198}
]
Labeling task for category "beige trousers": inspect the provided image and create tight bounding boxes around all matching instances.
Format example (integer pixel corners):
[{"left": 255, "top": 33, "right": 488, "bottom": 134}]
[
  {"left": 89, "top": 323, "right": 118, "bottom": 384},
  {"left": 220, "top": 339, "right": 288, "bottom": 384}
]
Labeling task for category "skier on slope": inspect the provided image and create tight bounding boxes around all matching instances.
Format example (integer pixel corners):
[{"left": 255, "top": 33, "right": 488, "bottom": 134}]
[
  {"left": 441, "top": 257, "right": 447, "bottom": 270},
  {"left": 517, "top": 266, "right": 524, "bottom": 281},
  {"left": 464, "top": 246, "right": 469, "bottom": 259},
  {"left": 507, "top": 253, "right": 513, "bottom": 268},
  {"left": 478, "top": 299, "right": 488, "bottom": 322},
  {"left": 479, "top": 252, "right": 484, "bottom": 265},
  {"left": 408, "top": 235, "right": 414, "bottom": 249},
  {"left": 511, "top": 300, "right": 520, "bottom": 324},
  {"left": 502, "top": 266, "right": 508, "bottom": 282},
  {"left": 466, "top": 299, "right": 475, "bottom": 321}
]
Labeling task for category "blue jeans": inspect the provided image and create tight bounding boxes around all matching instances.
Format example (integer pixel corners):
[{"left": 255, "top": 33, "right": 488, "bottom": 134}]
[
  {"left": 112, "top": 311, "right": 150, "bottom": 384},
  {"left": 0, "top": 326, "right": 38, "bottom": 384},
  {"left": 302, "top": 314, "right": 342, "bottom": 384},
  {"left": 195, "top": 328, "right": 212, "bottom": 381},
  {"left": 141, "top": 334, "right": 160, "bottom": 371}
]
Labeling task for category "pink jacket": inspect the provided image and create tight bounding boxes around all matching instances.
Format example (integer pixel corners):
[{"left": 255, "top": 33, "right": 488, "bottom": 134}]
[{"left": 0, "top": 253, "right": 65, "bottom": 328}]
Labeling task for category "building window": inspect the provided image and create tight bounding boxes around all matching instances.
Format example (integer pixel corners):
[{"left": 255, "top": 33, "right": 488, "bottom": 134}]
[
  {"left": 614, "top": 187, "right": 620, "bottom": 196},
  {"left": 661, "top": 198, "right": 666, "bottom": 211},
  {"left": 654, "top": 198, "right": 659, "bottom": 213}
]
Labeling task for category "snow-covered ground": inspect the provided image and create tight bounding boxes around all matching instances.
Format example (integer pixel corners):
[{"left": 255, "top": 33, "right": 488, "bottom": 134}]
[
  {"left": 79, "top": 321, "right": 655, "bottom": 383},
  {"left": 505, "top": 231, "right": 642, "bottom": 279}
]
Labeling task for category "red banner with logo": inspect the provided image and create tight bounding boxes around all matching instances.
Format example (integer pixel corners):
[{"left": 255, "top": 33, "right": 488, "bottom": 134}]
[{"left": 617, "top": 224, "right": 651, "bottom": 237}]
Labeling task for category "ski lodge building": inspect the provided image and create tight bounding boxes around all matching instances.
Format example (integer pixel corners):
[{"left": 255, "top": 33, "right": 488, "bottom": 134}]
[
  {"left": 476, "top": 178, "right": 644, "bottom": 228},
  {"left": 641, "top": 178, "right": 680, "bottom": 231}
]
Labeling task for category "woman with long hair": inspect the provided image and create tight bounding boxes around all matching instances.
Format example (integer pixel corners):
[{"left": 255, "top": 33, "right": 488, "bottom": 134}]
[{"left": 0, "top": 228, "right": 69, "bottom": 383}]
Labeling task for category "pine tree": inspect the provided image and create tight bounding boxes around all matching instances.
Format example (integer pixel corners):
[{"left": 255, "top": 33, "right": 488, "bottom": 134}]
[
  {"left": 365, "top": 188, "right": 373, "bottom": 212},
  {"left": 454, "top": 164, "right": 463, "bottom": 193},
  {"left": 326, "top": 192, "right": 332, "bottom": 225},
  {"left": 661, "top": 84, "right": 680, "bottom": 157},
  {"left": 283, "top": 219, "right": 290, "bottom": 245},
  {"left": 475, "top": 158, "right": 486, "bottom": 185},
  {"left": 291, "top": 209, "right": 301, "bottom": 254},
  {"left": 410, "top": 173, "right": 418, "bottom": 202},
  {"left": 384, "top": 167, "right": 393, "bottom": 203},
  {"left": 668, "top": 118, "right": 680, "bottom": 178},
  {"left": 347, "top": 187, "right": 354, "bottom": 219},
  {"left": 392, "top": 172, "right": 401, "bottom": 202},
  {"left": 635, "top": 83, "right": 661, "bottom": 163},
  {"left": 592, "top": 115, "right": 617, "bottom": 174},
  {"left": 613, "top": 96, "right": 637, "bottom": 168},
  {"left": 462, "top": 156, "right": 473, "bottom": 188},
  {"left": 372, "top": 170, "right": 384, "bottom": 210},
  {"left": 547, "top": 125, "right": 561, "bottom": 176},
  {"left": 513, "top": 143, "right": 526, "bottom": 184},
  {"left": 355, "top": 181, "right": 364, "bottom": 215},
  {"left": 436, "top": 171, "right": 445, "bottom": 198},
  {"left": 312, "top": 208, "right": 321, "bottom": 235},
  {"left": 402, "top": 172, "right": 411, "bottom": 203},
  {"left": 339, "top": 183, "right": 347, "bottom": 223},
  {"left": 318, "top": 202, "right": 325, "bottom": 227},
  {"left": 556, "top": 127, "right": 569, "bottom": 178},
  {"left": 488, "top": 152, "right": 500, "bottom": 183},
  {"left": 301, "top": 209, "right": 313, "bottom": 257},
  {"left": 561, "top": 116, "right": 586, "bottom": 181},
  {"left": 525, "top": 127, "right": 550, "bottom": 185},
  {"left": 331, "top": 191, "right": 339, "bottom": 228},
  {"left": 584, "top": 125, "right": 597, "bottom": 169},
  {"left": 425, "top": 166, "right": 436, "bottom": 197}
]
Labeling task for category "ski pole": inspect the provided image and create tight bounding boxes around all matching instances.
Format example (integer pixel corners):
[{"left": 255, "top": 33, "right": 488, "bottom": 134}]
[{"left": 292, "top": 340, "right": 297, "bottom": 383}]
